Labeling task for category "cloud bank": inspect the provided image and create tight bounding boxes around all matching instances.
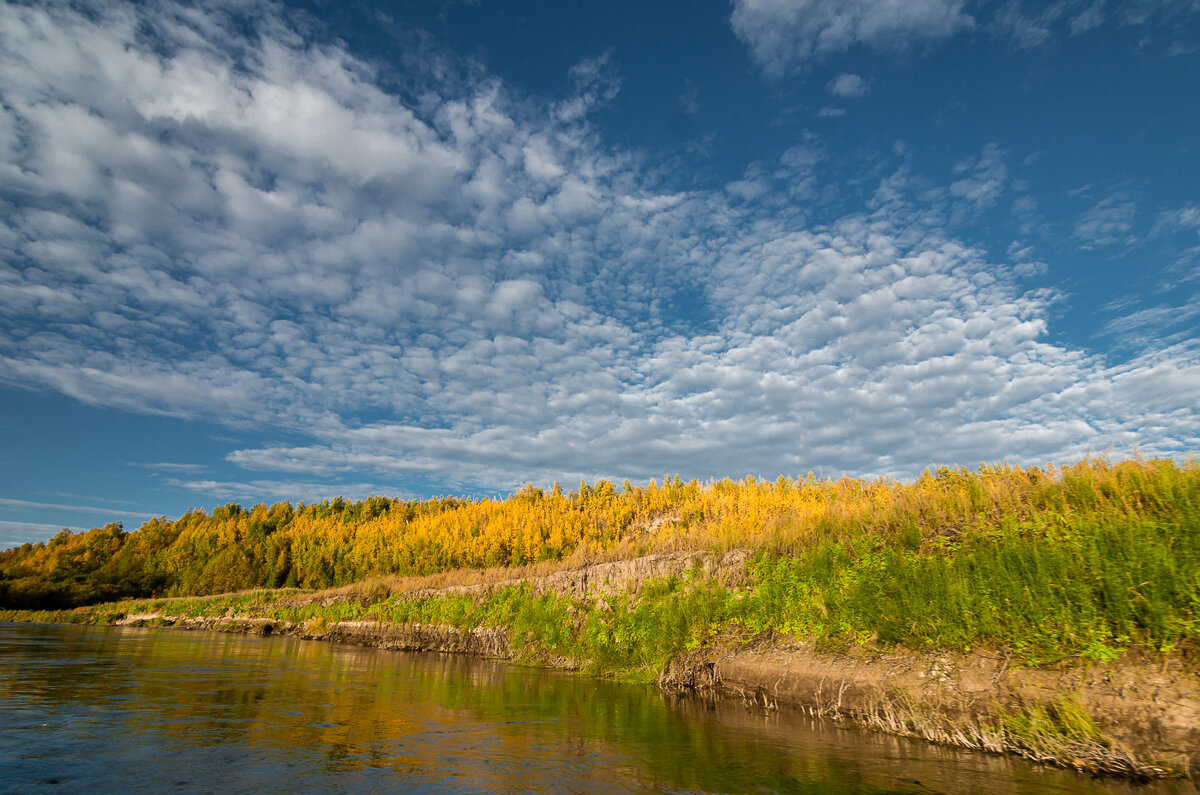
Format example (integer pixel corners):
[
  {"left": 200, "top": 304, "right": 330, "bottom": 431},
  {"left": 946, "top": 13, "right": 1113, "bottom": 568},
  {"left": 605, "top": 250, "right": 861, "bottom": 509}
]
[{"left": 1, "top": 1, "right": 1197, "bottom": 497}]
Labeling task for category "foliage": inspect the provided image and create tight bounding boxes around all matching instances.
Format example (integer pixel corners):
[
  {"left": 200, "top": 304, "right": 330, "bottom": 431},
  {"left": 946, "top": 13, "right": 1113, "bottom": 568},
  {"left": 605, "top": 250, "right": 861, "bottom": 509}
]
[
  {"left": 355, "top": 495, "right": 1199, "bottom": 675},
  {"left": 2, "top": 458, "right": 1197, "bottom": 669},
  {"left": 7, "top": 460, "right": 1196, "bottom": 677}
]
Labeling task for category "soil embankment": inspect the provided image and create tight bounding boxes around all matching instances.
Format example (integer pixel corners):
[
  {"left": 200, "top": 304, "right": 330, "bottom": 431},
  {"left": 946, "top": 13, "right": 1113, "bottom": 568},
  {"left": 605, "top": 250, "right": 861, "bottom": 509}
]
[
  {"left": 109, "top": 549, "right": 1199, "bottom": 781},
  {"left": 661, "top": 637, "right": 1199, "bottom": 779}
]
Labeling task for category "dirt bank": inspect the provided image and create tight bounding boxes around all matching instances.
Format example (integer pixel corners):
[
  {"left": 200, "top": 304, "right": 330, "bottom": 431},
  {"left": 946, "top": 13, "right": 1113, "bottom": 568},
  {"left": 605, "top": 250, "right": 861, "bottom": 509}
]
[
  {"left": 660, "top": 638, "right": 1200, "bottom": 780},
  {"left": 114, "top": 613, "right": 514, "bottom": 657},
  {"left": 340, "top": 548, "right": 752, "bottom": 601},
  {"left": 109, "top": 549, "right": 1199, "bottom": 782},
  {"left": 119, "top": 610, "right": 1198, "bottom": 780}
]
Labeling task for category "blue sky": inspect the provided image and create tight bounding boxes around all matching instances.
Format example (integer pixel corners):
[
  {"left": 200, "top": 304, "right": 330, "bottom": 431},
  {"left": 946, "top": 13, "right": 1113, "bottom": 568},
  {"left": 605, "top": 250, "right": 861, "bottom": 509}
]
[{"left": 2, "top": 0, "right": 1199, "bottom": 547}]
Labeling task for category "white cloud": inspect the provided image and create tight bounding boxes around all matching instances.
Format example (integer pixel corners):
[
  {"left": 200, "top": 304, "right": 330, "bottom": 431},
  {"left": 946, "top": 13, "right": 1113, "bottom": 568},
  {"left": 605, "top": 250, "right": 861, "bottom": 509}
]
[
  {"left": 990, "top": 1, "right": 1064, "bottom": 48},
  {"left": 0, "top": 497, "right": 157, "bottom": 519},
  {"left": 1122, "top": 0, "right": 1200, "bottom": 26},
  {"left": 1070, "top": 0, "right": 1106, "bottom": 34},
  {"left": 129, "top": 462, "right": 208, "bottom": 473},
  {"left": 827, "top": 73, "right": 869, "bottom": 98},
  {"left": 1155, "top": 204, "right": 1200, "bottom": 235},
  {"left": 730, "top": 0, "right": 974, "bottom": 76},
  {"left": 1074, "top": 195, "right": 1138, "bottom": 249},
  {"left": 678, "top": 83, "right": 701, "bottom": 116},
  {"left": 950, "top": 143, "right": 1008, "bottom": 211},
  {"left": 558, "top": 51, "right": 621, "bottom": 123},
  {"left": 163, "top": 477, "right": 399, "bottom": 504},
  {"left": 1151, "top": 204, "right": 1200, "bottom": 268},
  {"left": 1103, "top": 302, "right": 1200, "bottom": 349},
  {"left": 0, "top": 0, "right": 1197, "bottom": 499},
  {"left": 0, "top": 520, "right": 87, "bottom": 548}
]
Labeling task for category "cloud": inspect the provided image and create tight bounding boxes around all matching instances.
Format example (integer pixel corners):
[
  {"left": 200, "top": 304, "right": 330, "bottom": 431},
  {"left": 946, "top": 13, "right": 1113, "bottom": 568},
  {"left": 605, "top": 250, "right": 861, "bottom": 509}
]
[
  {"left": 128, "top": 462, "right": 208, "bottom": 473},
  {"left": 1122, "top": 0, "right": 1200, "bottom": 26},
  {"left": 1070, "top": 0, "right": 1106, "bottom": 34},
  {"left": 949, "top": 143, "right": 1008, "bottom": 212},
  {"left": 1103, "top": 302, "right": 1200, "bottom": 349},
  {"left": 558, "top": 51, "right": 621, "bottom": 122},
  {"left": 0, "top": 497, "right": 158, "bottom": 519},
  {"left": 0, "top": 498, "right": 156, "bottom": 546},
  {"left": 1151, "top": 204, "right": 1200, "bottom": 268},
  {"left": 163, "top": 477, "right": 400, "bottom": 504},
  {"left": 1155, "top": 204, "right": 1200, "bottom": 235},
  {"left": 818, "top": 107, "right": 847, "bottom": 118},
  {"left": 730, "top": 0, "right": 974, "bottom": 76},
  {"left": 1074, "top": 195, "right": 1138, "bottom": 249},
  {"left": 827, "top": 73, "right": 869, "bottom": 98},
  {"left": 1, "top": 0, "right": 1197, "bottom": 499},
  {"left": 988, "top": 0, "right": 1198, "bottom": 46},
  {"left": 677, "top": 83, "right": 701, "bottom": 116},
  {"left": 990, "top": 1, "right": 1064, "bottom": 48},
  {"left": 0, "top": 520, "right": 87, "bottom": 548}
]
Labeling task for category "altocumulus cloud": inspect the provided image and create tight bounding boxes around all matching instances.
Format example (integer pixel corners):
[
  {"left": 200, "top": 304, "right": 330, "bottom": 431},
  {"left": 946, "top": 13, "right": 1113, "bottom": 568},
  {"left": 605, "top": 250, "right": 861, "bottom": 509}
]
[
  {"left": 1, "top": 0, "right": 1198, "bottom": 495},
  {"left": 730, "top": 0, "right": 974, "bottom": 76}
]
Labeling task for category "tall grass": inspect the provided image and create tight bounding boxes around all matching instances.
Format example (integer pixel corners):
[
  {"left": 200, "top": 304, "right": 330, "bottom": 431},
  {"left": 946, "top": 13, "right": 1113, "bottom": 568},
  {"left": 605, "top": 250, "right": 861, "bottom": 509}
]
[
  {"left": 3, "top": 458, "right": 1197, "bottom": 675},
  {"left": 5, "top": 457, "right": 1197, "bottom": 607},
  {"left": 745, "top": 517, "right": 1199, "bottom": 662},
  {"left": 286, "top": 502, "right": 1197, "bottom": 678}
]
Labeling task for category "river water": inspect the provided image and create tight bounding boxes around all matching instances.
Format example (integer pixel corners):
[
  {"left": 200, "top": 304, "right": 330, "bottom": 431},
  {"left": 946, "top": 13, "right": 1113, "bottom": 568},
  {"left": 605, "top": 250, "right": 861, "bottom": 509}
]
[{"left": 0, "top": 623, "right": 1190, "bottom": 794}]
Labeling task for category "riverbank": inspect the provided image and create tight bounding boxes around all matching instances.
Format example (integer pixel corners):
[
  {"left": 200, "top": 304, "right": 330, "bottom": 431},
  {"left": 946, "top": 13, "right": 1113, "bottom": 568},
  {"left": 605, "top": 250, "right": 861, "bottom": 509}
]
[{"left": 7, "top": 548, "right": 1197, "bottom": 782}]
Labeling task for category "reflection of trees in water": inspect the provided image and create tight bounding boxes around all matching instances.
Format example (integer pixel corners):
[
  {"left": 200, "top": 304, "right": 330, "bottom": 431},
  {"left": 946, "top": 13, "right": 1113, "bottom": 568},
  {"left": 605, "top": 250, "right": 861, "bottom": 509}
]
[{"left": 1, "top": 624, "right": 1126, "bottom": 794}]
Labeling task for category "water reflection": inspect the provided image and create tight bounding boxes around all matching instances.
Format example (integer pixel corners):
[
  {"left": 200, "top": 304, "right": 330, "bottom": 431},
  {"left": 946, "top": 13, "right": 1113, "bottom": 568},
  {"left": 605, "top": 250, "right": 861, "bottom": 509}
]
[{"left": 0, "top": 623, "right": 1190, "bottom": 793}]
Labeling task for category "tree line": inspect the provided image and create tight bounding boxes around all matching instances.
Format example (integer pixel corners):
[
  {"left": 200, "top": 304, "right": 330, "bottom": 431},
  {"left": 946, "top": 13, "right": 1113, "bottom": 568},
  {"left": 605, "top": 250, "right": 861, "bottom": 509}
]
[{"left": 2, "top": 458, "right": 1194, "bottom": 610}]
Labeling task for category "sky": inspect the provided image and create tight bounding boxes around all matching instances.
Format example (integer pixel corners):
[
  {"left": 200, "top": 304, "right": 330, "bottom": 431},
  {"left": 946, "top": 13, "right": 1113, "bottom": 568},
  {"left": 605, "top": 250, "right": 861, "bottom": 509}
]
[{"left": 1, "top": 0, "right": 1199, "bottom": 547}]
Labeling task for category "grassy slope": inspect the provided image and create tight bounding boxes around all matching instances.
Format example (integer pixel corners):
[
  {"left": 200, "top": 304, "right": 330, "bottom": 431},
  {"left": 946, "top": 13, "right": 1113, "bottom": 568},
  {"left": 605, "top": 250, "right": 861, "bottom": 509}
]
[
  {"left": 8, "top": 481, "right": 1197, "bottom": 679},
  {"left": 7, "top": 460, "right": 1198, "bottom": 778},
  {"left": 2, "top": 459, "right": 1196, "bottom": 691}
]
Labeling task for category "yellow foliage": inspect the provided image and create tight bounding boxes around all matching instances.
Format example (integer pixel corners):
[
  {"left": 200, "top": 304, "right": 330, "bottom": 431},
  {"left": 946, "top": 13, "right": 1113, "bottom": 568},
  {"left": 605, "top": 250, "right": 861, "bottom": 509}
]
[{"left": 5, "top": 457, "right": 1195, "bottom": 600}]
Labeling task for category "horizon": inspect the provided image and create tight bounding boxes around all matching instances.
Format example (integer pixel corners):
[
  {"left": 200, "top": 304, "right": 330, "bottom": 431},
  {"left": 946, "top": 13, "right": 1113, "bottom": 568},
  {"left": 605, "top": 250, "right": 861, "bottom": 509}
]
[{"left": 2, "top": 0, "right": 1198, "bottom": 547}]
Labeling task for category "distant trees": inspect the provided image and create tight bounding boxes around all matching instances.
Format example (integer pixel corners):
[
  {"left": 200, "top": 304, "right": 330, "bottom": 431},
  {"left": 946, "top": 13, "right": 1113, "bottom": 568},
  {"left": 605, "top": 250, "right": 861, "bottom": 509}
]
[{"left": 2, "top": 459, "right": 1195, "bottom": 611}]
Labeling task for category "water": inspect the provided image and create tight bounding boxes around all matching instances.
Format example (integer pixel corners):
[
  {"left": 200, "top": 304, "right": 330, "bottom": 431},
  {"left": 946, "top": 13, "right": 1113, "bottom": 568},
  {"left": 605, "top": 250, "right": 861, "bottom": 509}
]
[{"left": 0, "top": 623, "right": 1190, "bottom": 794}]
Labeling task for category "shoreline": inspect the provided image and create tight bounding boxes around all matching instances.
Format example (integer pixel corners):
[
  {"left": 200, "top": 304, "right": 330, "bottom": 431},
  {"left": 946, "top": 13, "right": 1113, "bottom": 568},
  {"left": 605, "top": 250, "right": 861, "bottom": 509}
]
[
  {"left": 4, "top": 458, "right": 1197, "bottom": 783},
  {"left": 6, "top": 539, "right": 1198, "bottom": 784},
  {"left": 94, "top": 601, "right": 1198, "bottom": 782}
]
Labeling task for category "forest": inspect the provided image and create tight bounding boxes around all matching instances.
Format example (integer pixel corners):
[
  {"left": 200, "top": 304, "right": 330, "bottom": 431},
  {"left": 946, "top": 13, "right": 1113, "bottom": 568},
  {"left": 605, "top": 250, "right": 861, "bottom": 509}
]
[{"left": 3, "top": 458, "right": 1197, "bottom": 632}]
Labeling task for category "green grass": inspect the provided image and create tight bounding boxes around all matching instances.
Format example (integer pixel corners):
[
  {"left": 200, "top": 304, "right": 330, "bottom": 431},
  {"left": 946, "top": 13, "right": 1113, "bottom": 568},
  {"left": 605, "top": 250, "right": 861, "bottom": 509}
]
[
  {"left": 743, "top": 516, "right": 1199, "bottom": 663},
  {"left": 5, "top": 507, "right": 1197, "bottom": 683},
  {"left": 1002, "top": 696, "right": 1104, "bottom": 749},
  {"left": 336, "top": 510, "right": 1199, "bottom": 678}
]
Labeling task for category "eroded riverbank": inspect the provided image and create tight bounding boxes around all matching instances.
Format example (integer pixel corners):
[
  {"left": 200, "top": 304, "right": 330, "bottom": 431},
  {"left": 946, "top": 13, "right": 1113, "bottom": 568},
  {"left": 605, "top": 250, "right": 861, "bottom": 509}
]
[
  {"left": 5, "top": 462, "right": 1197, "bottom": 782},
  {"left": 62, "top": 548, "right": 1196, "bottom": 784},
  {"left": 12, "top": 621, "right": 1188, "bottom": 795}
]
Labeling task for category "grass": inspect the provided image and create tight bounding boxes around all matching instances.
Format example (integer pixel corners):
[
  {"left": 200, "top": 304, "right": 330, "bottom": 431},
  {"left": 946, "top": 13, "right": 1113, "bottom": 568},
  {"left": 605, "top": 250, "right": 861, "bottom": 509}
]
[
  {"left": 352, "top": 509, "right": 1199, "bottom": 678},
  {"left": 742, "top": 516, "right": 1199, "bottom": 663},
  {"left": 5, "top": 459, "right": 1196, "bottom": 780},
  {"left": 7, "top": 504, "right": 1195, "bottom": 680}
]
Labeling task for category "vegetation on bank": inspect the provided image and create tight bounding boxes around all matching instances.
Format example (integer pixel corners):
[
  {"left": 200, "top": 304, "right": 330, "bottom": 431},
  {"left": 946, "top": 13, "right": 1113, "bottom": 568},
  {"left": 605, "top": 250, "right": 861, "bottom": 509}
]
[
  {"left": 5, "top": 456, "right": 1195, "bottom": 779},
  {"left": 2, "top": 458, "right": 1198, "bottom": 672}
]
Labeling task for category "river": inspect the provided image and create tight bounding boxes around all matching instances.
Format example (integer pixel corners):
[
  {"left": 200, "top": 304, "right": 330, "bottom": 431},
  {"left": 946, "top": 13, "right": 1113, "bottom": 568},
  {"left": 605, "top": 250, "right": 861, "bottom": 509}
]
[{"left": 0, "top": 622, "right": 1190, "bottom": 793}]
